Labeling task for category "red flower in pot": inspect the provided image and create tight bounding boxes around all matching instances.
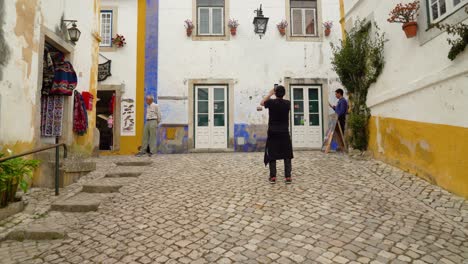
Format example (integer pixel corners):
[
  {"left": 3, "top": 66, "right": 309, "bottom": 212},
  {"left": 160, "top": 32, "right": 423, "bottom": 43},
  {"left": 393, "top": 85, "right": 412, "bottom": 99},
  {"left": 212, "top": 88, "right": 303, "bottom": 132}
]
[
  {"left": 387, "top": 0, "right": 420, "bottom": 38},
  {"left": 228, "top": 19, "right": 239, "bottom": 36}
]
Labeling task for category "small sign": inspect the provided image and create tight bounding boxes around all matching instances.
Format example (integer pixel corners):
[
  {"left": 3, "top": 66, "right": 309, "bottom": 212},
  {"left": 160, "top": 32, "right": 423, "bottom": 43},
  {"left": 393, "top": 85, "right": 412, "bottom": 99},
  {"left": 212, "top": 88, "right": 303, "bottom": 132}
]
[{"left": 321, "top": 114, "right": 346, "bottom": 153}]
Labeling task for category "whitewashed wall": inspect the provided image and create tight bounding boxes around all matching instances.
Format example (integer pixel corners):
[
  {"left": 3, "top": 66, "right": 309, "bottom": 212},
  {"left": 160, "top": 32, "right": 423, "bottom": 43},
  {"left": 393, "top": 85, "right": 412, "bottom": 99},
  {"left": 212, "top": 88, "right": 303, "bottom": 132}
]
[
  {"left": 343, "top": 0, "right": 468, "bottom": 128},
  {"left": 158, "top": 0, "right": 343, "bottom": 125},
  {"left": 0, "top": 0, "right": 99, "bottom": 145},
  {"left": 99, "top": 0, "right": 138, "bottom": 100},
  {"left": 99, "top": 0, "right": 139, "bottom": 136}
]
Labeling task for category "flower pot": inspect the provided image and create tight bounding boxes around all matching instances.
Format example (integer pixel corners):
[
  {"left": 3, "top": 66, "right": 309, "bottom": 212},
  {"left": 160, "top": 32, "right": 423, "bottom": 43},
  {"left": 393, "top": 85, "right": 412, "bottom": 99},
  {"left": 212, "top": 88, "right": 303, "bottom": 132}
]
[
  {"left": 230, "top": 28, "right": 237, "bottom": 36},
  {"left": 186, "top": 28, "right": 193, "bottom": 37},
  {"left": 279, "top": 28, "right": 286, "bottom": 36},
  {"left": 325, "top": 28, "right": 331, "bottom": 37},
  {"left": 402, "top": 22, "right": 418, "bottom": 38}
]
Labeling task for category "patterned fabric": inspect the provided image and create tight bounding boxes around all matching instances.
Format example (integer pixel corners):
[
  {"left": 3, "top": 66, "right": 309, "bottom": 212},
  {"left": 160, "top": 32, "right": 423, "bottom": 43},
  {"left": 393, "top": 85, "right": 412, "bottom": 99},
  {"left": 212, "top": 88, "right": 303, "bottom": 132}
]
[
  {"left": 41, "top": 48, "right": 55, "bottom": 95},
  {"left": 73, "top": 91, "right": 88, "bottom": 135},
  {"left": 40, "top": 96, "right": 64, "bottom": 137},
  {"left": 49, "top": 51, "right": 77, "bottom": 96}
]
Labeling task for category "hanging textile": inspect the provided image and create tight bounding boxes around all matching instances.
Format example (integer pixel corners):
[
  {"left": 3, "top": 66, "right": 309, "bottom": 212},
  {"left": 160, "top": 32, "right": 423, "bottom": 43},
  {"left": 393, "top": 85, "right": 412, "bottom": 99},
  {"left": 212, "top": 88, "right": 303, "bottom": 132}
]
[
  {"left": 41, "top": 48, "right": 55, "bottom": 95},
  {"left": 49, "top": 51, "right": 77, "bottom": 96},
  {"left": 109, "top": 93, "right": 115, "bottom": 114},
  {"left": 40, "top": 95, "right": 65, "bottom": 137},
  {"left": 73, "top": 90, "right": 88, "bottom": 135},
  {"left": 98, "top": 53, "right": 112, "bottom": 82}
]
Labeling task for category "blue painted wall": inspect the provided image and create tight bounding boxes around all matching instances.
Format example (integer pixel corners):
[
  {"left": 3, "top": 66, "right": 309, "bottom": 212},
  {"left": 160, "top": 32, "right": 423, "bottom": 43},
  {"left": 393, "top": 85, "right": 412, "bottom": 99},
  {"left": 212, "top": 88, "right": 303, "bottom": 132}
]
[{"left": 144, "top": 0, "right": 159, "bottom": 109}]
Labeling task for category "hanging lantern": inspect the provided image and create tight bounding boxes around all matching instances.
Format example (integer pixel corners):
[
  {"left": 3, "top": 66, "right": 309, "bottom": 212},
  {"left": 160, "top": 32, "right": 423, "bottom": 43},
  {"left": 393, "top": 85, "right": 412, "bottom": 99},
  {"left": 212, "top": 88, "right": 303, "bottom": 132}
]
[
  {"left": 253, "top": 4, "right": 269, "bottom": 39},
  {"left": 62, "top": 20, "right": 81, "bottom": 43}
]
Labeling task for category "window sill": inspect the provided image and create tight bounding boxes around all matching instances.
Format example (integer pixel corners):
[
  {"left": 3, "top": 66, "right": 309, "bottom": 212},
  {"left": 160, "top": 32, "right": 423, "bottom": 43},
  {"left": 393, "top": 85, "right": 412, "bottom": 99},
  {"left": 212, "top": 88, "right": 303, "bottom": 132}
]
[
  {"left": 287, "top": 35, "right": 323, "bottom": 42},
  {"left": 99, "top": 46, "right": 117, "bottom": 52},
  {"left": 191, "top": 35, "right": 230, "bottom": 41}
]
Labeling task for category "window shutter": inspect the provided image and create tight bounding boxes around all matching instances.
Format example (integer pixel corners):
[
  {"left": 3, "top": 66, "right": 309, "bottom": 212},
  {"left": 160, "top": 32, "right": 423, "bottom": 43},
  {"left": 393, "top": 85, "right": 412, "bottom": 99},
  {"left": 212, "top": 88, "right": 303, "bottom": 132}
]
[
  {"left": 212, "top": 8, "right": 223, "bottom": 34},
  {"left": 197, "top": 0, "right": 224, "bottom": 7},
  {"left": 292, "top": 9, "right": 303, "bottom": 35},
  {"left": 290, "top": 0, "right": 316, "bottom": 8},
  {"left": 199, "top": 8, "right": 210, "bottom": 35},
  {"left": 305, "top": 9, "right": 316, "bottom": 35},
  {"left": 100, "top": 11, "right": 113, "bottom": 47}
]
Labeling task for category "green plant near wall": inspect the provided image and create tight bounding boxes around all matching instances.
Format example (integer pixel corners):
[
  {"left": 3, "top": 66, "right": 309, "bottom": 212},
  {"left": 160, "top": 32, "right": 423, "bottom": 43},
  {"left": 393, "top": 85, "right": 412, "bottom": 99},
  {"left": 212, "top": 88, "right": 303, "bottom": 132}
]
[
  {"left": 0, "top": 153, "right": 40, "bottom": 207},
  {"left": 436, "top": 7, "right": 468, "bottom": 61},
  {"left": 330, "top": 19, "right": 386, "bottom": 151}
]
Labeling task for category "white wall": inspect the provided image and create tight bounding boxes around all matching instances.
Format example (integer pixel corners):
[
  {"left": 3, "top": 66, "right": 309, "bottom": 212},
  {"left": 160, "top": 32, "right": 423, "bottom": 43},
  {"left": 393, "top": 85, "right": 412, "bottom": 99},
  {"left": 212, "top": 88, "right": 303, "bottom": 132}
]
[
  {"left": 99, "top": 0, "right": 139, "bottom": 136},
  {"left": 0, "top": 0, "right": 99, "bottom": 146},
  {"left": 343, "top": 0, "right": 468, "bottom": 128},
  {"left": 99, "top": 0, "right": 138, "bottom": 100},
  {"left": 158, "top": 0, "right": 343, "bottom": 125}
]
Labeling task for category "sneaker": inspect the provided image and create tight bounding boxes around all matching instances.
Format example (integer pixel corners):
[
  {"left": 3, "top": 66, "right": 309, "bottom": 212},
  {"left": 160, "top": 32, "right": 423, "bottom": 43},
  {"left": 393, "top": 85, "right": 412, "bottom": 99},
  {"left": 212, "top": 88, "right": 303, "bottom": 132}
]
[
  {"left": 269, "top": 177, "right": 276, "bottom": 184},
  {"left": 135, "top": 152, "right": 146, "bottom": 157},
  {"left": 285, "top": 177, "right": 292, "bottom": 184},
  {"left": 148, "top": 152, "right": 153, "bottom": 157}
]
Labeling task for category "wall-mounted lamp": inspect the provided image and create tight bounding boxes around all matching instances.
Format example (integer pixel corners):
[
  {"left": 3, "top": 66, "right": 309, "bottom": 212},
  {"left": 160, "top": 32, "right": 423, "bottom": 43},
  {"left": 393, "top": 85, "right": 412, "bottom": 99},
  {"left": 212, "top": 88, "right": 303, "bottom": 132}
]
[
  {"left": 62, "top": 20, "right": 81, "bottom": 43},
  {"left": 253, "top": 4, "right": 269, "bottom": 39}
]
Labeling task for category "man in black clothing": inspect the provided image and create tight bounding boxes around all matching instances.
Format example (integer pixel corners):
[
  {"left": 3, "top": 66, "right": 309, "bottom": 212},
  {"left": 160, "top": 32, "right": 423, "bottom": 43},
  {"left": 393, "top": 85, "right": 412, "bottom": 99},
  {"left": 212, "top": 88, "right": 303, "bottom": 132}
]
[{"left": 260, "top": 85, "right": 294, "bottom": 184}]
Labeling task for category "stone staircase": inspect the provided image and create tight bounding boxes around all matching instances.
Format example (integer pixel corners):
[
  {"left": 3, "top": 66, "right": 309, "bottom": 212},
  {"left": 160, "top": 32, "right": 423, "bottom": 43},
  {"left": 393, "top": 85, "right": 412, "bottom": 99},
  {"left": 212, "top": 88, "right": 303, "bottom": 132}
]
[
  {"left": 4, "top": 161, "right": 152, "bottom": 241},
  {"left": 34, "top": 151, "right": 97, "bottom": 188}
]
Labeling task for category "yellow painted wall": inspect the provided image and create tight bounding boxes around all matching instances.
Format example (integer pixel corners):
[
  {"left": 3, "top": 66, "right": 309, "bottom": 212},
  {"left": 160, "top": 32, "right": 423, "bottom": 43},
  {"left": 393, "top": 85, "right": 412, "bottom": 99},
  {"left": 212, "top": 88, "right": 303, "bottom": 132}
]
[
  {"left": 102, "top": 0, "right": 145, "bottom": 155},
  {"left": 339, "top": 0, "right": 345, "bottom": 39},
  {"left": 368, "top": 116, "right": 468, "bottom": 198}
]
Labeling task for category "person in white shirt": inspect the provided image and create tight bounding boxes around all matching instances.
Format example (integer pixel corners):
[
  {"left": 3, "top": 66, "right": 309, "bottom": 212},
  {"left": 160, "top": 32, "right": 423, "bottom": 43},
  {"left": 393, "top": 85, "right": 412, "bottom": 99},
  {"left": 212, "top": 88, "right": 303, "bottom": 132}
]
[{"left": 136, "top": 95, "right": 162, "bottom": 157}]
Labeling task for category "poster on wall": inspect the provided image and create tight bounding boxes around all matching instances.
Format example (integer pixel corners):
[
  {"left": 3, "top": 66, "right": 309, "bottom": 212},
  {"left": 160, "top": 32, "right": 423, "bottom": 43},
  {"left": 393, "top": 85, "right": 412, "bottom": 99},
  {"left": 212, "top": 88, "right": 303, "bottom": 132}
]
[{"left": 121, "top": 98, "right": 136, "bottom": 136}]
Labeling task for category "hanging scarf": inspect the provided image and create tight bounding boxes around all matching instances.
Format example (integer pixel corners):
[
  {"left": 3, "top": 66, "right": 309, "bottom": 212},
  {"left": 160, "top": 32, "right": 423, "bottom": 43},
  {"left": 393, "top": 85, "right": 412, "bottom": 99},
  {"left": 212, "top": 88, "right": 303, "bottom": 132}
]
[
  {"left": 40, "top": 95, "right": 64, "bottom": 137},
  {"left": 49, "top": 52, "right": 77, "bottom": 96},
  {"left": 73, "top": 91, "right": 88, "bottom": 135}
]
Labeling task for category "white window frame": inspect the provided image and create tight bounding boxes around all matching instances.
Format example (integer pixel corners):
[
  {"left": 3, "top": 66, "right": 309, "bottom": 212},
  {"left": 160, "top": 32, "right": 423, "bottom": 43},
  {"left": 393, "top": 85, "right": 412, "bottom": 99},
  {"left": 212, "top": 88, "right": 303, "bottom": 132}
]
[
  {"left": 291, "top": 8, "right": 317, "bottom": 37},
  {"left": 100, "top": 10, "right": 113, "bottom": 47},
  {"left": 429, "top": 0, "right": 468, "bottom": 23},
  {"left": 197, "top": 7, "right": 224, "bottom": 36}
]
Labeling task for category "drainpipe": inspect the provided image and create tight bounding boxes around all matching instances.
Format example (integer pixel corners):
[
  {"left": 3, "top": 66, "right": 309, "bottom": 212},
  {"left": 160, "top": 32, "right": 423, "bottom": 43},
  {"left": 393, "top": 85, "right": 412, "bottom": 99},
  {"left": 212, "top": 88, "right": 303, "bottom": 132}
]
[{"left": 339, "top": 0, "right": 346, "bottom": 39}]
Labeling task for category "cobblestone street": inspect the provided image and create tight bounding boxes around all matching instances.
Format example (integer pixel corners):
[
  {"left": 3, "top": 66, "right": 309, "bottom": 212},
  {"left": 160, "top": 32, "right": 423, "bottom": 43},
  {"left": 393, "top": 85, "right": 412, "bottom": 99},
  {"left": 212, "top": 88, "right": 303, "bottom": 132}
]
[{"left": 0, "top": 152, "right": 467, "bottom": 264}]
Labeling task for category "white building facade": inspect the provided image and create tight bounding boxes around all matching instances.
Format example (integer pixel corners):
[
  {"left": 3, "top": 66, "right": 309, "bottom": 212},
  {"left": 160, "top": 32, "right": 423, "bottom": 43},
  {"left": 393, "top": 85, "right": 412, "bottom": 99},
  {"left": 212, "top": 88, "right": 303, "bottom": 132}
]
[
  {"left": 157, "top": 0, "right": 343, "bottom": 152},
  {"left": 342, "top": 0, "right": 468, "bottom": 197}
]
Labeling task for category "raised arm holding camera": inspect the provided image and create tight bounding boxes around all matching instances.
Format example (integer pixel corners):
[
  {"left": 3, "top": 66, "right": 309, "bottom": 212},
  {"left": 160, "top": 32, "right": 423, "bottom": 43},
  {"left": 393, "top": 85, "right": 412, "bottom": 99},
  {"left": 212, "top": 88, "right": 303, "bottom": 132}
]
[{"left": 261, "top": 85, "right": 294, "bottom": 184}]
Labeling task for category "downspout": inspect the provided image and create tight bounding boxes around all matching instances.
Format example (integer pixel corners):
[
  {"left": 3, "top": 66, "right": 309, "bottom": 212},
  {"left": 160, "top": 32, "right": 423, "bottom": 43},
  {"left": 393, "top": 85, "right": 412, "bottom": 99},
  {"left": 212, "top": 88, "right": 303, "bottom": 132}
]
[{"left": 339, "top": 0, "right": 345, "bottom": 39}]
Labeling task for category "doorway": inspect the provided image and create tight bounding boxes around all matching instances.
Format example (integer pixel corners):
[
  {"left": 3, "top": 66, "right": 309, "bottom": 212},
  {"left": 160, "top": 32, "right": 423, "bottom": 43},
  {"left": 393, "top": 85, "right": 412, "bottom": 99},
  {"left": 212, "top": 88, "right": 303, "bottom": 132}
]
[
  {"left": 96, "top": 90, "right": 116, "bottom": 150},
  {"left": 194, "top": 85, "right": 228, "bottom": 149},
  {"left": 291, "top": 85, "right": 323, "bottom": 148}
]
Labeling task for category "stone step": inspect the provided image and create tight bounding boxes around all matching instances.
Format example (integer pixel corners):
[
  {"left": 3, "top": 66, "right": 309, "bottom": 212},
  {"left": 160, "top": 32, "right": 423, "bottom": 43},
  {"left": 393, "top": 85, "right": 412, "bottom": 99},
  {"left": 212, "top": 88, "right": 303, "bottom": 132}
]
[
  {"left": 105, "top": 172, "right": 142, "bottom": 178},
  {"left": 50, "top": 193, "right": 107, "bottom": 212},
  {"left": 115, "top": 161, "right": 153, "bottom": 166},
  {"left": 82, "top": 183, "right": 123, "bottom": 193},
  {"left": 6, "top": 223, "right": 66, "bottom": 241}
]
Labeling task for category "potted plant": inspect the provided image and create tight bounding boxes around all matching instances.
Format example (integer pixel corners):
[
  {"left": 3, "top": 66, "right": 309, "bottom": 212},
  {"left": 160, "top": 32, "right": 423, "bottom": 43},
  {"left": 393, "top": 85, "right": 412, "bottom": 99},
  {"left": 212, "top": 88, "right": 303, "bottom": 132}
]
[
  {"left": 0, "top": 151, "right": 40, "bottom": 207},
  {"left": 228, "top": 19, "right": 240, "bottom": 36},
  {"left": 387, "top": 0, "right": 420, "bottom": 38},
  {"left": 323, "top": 21, "right": 333, "bottom": 37},
  {"left": 277, "top": 20, "right": 288, "bottom": 36},
  {"left": 112, "top": 34, "right": 126, "bottom": 48},
  {"left": 185, "top": 19, "right": 194, "bottom": 37}
]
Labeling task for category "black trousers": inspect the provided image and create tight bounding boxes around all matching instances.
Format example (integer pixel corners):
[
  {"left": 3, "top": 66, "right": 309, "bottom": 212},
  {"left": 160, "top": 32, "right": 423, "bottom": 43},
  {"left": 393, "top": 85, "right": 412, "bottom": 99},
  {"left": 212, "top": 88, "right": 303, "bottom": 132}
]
[{"left": 269, "top": 159, "right": 292, "bottom": 177}]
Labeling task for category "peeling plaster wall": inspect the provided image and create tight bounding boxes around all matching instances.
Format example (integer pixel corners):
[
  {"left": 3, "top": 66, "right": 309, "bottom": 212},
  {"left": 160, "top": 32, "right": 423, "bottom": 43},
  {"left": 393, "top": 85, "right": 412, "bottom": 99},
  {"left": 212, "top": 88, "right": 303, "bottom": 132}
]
[
  {"left": 157, "top": 0, "right": 343, "bottom": 150},
  {"left": 0, "top": 0, "right": 100, "bottom": 155},
  {"left": 344, "top": 0, "right": 468, "bottom": 197},
  {"left": 0, "top": 0, "right": 11, "bottom": 81}
]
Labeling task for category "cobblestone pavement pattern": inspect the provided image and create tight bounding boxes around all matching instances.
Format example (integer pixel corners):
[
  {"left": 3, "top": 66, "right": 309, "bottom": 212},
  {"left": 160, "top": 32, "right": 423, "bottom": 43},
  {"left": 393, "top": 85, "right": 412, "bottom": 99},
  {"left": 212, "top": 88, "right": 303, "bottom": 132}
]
[{"left": 0, "top": 152, "right": 467, "bottom": 263}]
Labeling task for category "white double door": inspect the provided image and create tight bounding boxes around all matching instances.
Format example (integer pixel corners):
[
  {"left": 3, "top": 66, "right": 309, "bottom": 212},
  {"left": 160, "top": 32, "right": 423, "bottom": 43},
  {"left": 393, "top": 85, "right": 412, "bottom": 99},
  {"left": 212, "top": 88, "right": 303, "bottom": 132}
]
[
  {"left": 195, "top": 86, "right": 228, "bottom": 149},
  {"left": 291, "top": 86, "right": 323, "bottom": 148}
]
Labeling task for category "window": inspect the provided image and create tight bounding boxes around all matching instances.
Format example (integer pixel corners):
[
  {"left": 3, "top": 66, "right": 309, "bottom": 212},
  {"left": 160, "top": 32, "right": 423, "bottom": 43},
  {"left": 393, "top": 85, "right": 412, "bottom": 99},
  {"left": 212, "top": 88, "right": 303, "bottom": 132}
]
[
  {"left": 290, "top": 0, "right": 318, "bottom": 36},
  {"left": 197, "top": 0, "right": 225, "bottom": 36},
  {"left": 429, "top": 0, "right": 467, "bottom": 23},
  {"left": 100, "top": 10, "right": 113, "bottom": 47}
]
